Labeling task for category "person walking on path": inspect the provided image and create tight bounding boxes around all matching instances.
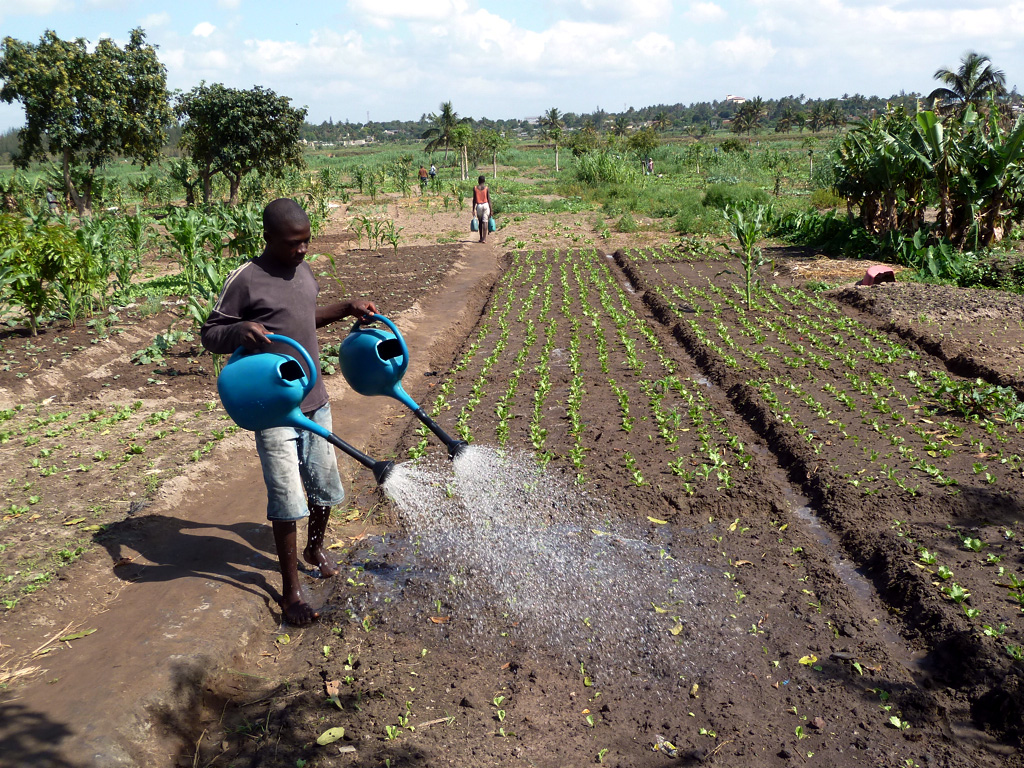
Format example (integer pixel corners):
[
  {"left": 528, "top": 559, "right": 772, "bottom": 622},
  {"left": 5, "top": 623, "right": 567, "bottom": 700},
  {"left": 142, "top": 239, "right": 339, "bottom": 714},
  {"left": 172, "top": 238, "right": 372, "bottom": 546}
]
[
  {"left": 418, "top": 165, "right": 429, "bottom": 193},
  {"left": 471, "top": 175, "right": 491, "bottom": 244},
  {"left": 201, "top": 198, "right": 377, "bottom": 626}
]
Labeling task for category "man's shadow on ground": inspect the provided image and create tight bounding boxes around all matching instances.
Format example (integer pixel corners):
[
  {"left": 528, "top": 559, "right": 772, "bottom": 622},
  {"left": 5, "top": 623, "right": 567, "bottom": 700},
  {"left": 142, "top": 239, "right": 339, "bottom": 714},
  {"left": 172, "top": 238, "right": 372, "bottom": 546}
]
[{"left": 95, "top": 512, "right": 283, "bottom": 612}]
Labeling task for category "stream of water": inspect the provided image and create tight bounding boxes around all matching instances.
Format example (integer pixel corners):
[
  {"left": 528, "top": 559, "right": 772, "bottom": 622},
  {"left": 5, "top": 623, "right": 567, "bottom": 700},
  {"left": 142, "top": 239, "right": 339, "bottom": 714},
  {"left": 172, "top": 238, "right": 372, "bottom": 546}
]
[{"left": 363, "top": 445, "right": 737, "bottom": 687}]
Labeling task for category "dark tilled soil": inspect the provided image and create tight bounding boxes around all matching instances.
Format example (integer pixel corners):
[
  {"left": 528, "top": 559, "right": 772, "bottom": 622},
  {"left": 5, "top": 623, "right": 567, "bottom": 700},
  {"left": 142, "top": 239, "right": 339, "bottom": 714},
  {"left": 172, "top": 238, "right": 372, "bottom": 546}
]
[
  {"left": 175, "top": 248, "right": 1023, "bottom": 768},
  {"left": 832, "top": 281, "right": 1024, "bottom": 397},
  {"left": 5, "top": 234, "right": 1024, "bottom": 768}
]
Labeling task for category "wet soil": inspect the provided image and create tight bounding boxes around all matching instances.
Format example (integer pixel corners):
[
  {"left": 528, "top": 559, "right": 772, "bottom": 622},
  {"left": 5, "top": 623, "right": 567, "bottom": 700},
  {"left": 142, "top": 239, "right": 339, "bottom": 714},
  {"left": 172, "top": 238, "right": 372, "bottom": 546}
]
[{"left": 3, "top": 199, "right": 1024, "bottom": 768}]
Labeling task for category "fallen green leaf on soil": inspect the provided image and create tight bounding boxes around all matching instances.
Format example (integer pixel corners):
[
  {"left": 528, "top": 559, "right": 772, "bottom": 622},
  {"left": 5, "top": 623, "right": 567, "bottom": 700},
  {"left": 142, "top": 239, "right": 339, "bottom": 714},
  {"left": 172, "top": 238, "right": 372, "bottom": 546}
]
[
  {"left": 316, "top": 726, "right": 345, "bottom": 745},
  {"left": 58, "top": 629, "right": 96, "bottom": 642}
]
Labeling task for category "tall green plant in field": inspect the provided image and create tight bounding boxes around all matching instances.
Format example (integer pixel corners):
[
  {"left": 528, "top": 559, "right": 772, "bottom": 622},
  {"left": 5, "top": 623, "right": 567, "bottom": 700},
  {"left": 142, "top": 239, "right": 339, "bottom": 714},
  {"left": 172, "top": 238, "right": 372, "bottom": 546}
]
[
  {"left": 223, "top": 203, "right": 264, "bottom": 261},
  {"left": 724, "top": 204, "right": 771, "bottom": 310},
  {"left": 0, "top": 214, "right": 91, "bottom": 335},
  {"left": 574, "top": 151, "right": 641, "bottom": 186},
  {"left": 163, "top": 207, "right": 217, "bottom": 287},
  {"left": 73, "top": 215, "right": 119, "bottom": 310},
  {"left": 116, "top": 209, "right": 152, "bottom": 298}
]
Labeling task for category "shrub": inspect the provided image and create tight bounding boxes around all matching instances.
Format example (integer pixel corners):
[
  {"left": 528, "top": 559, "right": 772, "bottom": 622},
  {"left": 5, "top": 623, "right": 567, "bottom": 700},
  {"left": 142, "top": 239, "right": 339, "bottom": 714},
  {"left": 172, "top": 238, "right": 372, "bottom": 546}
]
[
  {"left": 719, "top": 138, "right": 748, "bottom": 154},
  {"left": 616, "top": 212, "right": 640, "bottom": 233},
  {"left": 702, "top": 183, "right": 770, "bottom": 211},
  {"left": 809, "top": 187, "right": 844, "bottom": 210},
  {"left": 673, "top": 190, "right": 708, "bottom": 234}
]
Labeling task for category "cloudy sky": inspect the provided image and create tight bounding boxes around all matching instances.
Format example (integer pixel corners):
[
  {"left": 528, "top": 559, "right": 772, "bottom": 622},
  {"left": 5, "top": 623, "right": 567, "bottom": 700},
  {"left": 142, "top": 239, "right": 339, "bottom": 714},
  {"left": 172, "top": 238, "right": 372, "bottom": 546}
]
[{"left": 1, "top": 0, "right": 1021, "bottom": 131}]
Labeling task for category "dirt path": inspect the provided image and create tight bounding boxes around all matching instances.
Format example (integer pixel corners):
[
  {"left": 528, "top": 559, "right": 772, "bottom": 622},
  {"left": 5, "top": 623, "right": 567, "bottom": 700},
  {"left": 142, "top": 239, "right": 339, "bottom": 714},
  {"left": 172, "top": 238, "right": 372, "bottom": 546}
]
[{"left": 0, "top": 235, "right": 504, "bottom": 766}]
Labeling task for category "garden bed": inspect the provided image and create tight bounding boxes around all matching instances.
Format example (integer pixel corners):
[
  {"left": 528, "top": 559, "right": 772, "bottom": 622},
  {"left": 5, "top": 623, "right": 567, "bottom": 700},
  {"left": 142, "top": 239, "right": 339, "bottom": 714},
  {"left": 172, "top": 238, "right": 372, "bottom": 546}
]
[{"left": 176, "top": 246, "right": 1023, "bottom": 768}]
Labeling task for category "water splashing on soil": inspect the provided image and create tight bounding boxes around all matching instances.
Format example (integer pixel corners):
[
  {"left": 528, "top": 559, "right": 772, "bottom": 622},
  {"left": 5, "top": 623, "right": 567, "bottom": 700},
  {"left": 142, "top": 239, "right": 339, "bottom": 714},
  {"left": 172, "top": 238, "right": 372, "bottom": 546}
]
[{"left": 345, "top": 446, "right": 737, "bottom": 688}]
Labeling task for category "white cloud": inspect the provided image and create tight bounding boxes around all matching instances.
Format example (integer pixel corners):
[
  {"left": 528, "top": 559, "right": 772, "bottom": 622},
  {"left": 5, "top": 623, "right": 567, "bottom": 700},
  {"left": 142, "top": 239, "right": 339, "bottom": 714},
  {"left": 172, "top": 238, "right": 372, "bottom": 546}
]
[
  {"left": 710, "top": 31, "right": 776, "bottom": 72},
  {"left": 195, "top": 48, "right": 231, "bottom": 69},
  {"left": 347, "top": 0, "right": 468, "bottom": 28},
  {"left": 218, "top": 0, "right": 242, "bottom": 7},
  {"left": 684, "top": 2, "right": 727, "bottom": 24},
  {"left": 1, "top": 0, "right": 60, "bottom": 14},
  {"left": 141, "top": 12, "right": 171, "bottom": 28},
  {"left": 192, "top": 22, "right": 217, "bottom": 38},
  {"left": 549, "top": 0, "right": 672, "bottom": 24}
]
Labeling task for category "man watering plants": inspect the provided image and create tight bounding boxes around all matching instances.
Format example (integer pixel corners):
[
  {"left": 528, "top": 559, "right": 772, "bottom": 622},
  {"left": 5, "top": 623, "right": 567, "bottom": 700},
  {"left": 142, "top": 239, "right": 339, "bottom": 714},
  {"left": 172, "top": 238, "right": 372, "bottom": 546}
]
[{"left": 201, "top": 198, "right": 376, "bottom": 626}]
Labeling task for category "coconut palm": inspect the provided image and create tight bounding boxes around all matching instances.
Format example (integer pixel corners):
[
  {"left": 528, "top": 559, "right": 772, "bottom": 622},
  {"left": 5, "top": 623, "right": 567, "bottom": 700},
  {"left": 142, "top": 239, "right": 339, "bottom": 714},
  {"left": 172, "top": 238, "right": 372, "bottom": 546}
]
[
  {"left": 540, "top": 107, "right": 565, "bottom": 172},
  {"left": 928, "top": 51, "right": 1007, "bottom": 114},
  {"left": 775, "top": 106, "right": 797, "bottom": 133},
  {"left": 652, "top": 111, "right": 672, "bottom": 132},
  {"left": 611, "top": 114, "right": 630, "bottom": 137},
  {"left": 421, "top": 101, "right": 467, "bottom": 161},
  {"left": 808, "top": 103, "right": 827, "bottom": 133}
]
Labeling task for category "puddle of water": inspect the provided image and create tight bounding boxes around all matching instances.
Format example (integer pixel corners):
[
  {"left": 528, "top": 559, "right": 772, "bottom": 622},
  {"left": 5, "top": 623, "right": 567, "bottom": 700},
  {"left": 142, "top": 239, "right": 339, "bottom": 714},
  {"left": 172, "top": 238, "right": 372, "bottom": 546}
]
[{"left": 780, "top": 486, "right": 926, "bottom": 673}]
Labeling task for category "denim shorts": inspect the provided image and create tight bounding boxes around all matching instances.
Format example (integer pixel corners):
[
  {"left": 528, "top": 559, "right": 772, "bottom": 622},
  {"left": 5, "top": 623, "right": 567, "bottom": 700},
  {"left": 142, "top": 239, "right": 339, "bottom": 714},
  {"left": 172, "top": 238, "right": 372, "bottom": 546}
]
[{"left": 254, "top": 403, "right": 346, "bottom": 521}]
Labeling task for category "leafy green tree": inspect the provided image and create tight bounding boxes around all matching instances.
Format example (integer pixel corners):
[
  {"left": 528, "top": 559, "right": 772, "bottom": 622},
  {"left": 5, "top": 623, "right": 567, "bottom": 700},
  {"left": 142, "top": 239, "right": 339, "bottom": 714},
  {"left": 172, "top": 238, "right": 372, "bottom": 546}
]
[
  {"left": 176, "top": 84, "right": 306, "bottom": 206},
  {"left": 929, "top": 51, "right": 1007, "bottom": 115},
  {"left": 421, "top": 101, "right": 467, "bottom": 162},
  {"left": 0, "top": 29, "right": 172, "bottom": 215},
  {"left": 627, "top": 127, "right": 659, "bottom": 160},
  {"left": 611, "top": 114, "right": 631, "bottom": 137},
  {"left": 450, "top": 123, "right": 473, "bottom": 180},
  {"left": 478, "top": 129, "right": 510, "bottom": 178},
  {"left": 566, "top": 123, "right": 601, "bottom": 157},
  {"left": 540, "top": 108, "right": 565, "bottom": 172}
]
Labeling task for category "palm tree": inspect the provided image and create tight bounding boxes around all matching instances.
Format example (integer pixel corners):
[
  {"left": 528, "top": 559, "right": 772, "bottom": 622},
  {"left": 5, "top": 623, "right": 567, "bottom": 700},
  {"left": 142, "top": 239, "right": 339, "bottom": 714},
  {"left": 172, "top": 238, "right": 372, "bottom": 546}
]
[
  {"left": 611, "top": 114, "right": 630, "bottom": 137},
  {"left": 540, "top": 107, "right": 565, "bottom": 172},
  {"left": 652, "top": 111, "right": 672, "bottom": 132},
  {"left": 826, "top": 100, "right": 846, "bottom": 130},
  {"left": 808, "top": 103, "right": 827, "bottom": 133},
  {"left": 775, "top": 106, "right": 797, "bottom": 133},
  {"left": 421, "top": 101, "right": 467, "bottom": 161},
  {"left": 929, "top": 51, "right": 1007, "bottom": 114}
]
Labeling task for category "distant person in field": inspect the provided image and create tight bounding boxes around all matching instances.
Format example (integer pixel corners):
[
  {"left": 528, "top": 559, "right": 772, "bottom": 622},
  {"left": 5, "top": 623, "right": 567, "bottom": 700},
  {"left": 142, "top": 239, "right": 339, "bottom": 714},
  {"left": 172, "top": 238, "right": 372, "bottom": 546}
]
[
  {"left": 471, "top": 175, "right": 491, "bottom": 244},
  {"left": 429, "top": 163, "right": 437, "bottom": 180},
  {"left": 418, "top": 165, "right": 429, "bottom": 192},
  {"left": 201, "top": 198, "right": 377, "bottom": 626},
  {"left": 46, "top": 186, "right": 59, "bottom": 214}
]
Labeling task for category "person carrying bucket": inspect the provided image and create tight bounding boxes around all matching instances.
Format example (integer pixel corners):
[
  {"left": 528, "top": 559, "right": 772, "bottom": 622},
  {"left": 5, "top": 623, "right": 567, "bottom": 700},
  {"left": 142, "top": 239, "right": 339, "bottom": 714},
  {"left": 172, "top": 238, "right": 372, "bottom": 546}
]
[
  {"left": 201, "top": 198, "right": 377, "bottom": 626},
  {"left": 471, "top": 175, "right": 491, "bottom": 244}
]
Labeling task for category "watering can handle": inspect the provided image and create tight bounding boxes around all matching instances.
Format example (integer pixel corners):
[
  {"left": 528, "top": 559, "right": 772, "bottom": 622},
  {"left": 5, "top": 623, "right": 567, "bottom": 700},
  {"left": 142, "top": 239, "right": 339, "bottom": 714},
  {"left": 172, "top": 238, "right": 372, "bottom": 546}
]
[
  {"left": 356, "top": 314, "right": 410, "bottom": 380},
  {"left": 228, "top": 334, "right": 318, "bottom": 389}
]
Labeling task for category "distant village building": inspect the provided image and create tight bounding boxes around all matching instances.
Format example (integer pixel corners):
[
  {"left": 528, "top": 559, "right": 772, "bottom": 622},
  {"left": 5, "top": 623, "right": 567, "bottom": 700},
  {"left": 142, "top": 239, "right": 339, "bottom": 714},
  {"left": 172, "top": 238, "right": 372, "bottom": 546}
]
[{"left": 725, "top": 95, "right": 747, "bottom": 104}]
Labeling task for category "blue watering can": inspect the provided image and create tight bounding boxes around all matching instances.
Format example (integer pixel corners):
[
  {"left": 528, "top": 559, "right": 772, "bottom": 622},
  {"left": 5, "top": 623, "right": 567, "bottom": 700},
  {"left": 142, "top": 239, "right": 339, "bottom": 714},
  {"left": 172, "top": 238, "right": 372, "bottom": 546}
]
[
  {"left": 217, "top": 334, "right": 395, "bottom": 485},
  {"left": 338, "top": 314, "right": 468, "bottom": 460}
]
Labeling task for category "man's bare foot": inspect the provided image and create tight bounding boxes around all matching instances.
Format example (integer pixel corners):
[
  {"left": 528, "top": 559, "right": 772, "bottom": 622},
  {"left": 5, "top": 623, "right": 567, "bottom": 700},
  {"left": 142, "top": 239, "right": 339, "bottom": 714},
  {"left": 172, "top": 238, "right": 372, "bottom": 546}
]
[
  {"left": 281, "top": 594, "right": 320, "bottom": 626},
  {"left": 304, "top": 544, "right": 340, "bottom": 578}
]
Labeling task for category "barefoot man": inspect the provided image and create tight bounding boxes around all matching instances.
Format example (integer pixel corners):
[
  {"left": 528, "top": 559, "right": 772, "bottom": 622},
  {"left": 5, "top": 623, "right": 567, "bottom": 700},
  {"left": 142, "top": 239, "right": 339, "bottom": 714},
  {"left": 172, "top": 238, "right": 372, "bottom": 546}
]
[{"left": 202, "top": 198, "right": 376, "bottom": 625}]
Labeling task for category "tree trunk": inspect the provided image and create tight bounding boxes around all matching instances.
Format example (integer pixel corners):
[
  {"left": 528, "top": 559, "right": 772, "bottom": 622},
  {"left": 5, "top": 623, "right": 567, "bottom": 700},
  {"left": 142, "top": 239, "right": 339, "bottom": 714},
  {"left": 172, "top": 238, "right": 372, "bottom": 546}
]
[
  {"left": 228, "top": 173, "right": 241, "bottom": 207},
  {"left": 492, "top": 151, "right": 497, "bottom": 179},
  {"left": 202, "top": 173, "right": 213, "bottom": 205},
  {"left": 555, "top": 143, "right": 560, "bottom": 173},
  {"left": 63, "top": 149, "right": 84, "bottom": 216}
]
